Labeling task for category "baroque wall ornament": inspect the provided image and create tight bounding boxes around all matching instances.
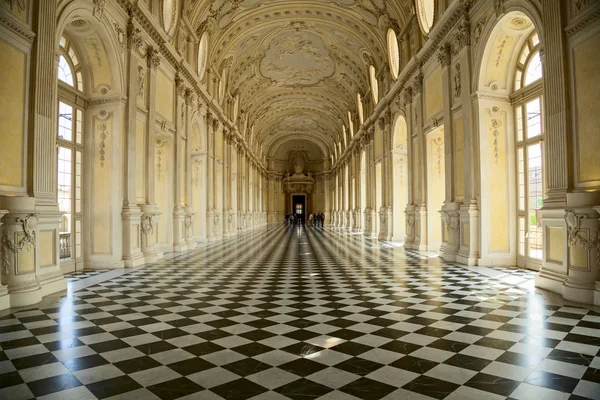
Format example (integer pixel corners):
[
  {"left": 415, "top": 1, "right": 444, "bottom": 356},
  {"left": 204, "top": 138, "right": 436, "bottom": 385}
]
[
  {"left": 434, "top": 137, "right": 443, "bottom": 177},
  {"left": 4, "top": 0, "right": 25, "bottom": 12},
  {"left": 97, "top": 120, "right": 108, "bottom": 167},
  {"left": 454, "top": 63, "right": 461, "bottom": 98},
  {"left": 93, "top": 0, "right": 106, "bottom": 20},
  {"left": 112, "top": 22, "right": 126, "bottom": 52},
  {"left": 473, "top": 16, "right": 488, "bottom": 46},
  {"left": 137, "top": 66, "right": 146, "bottom": 100},
  {"left": 490, "top": 118, "right": 502, "bottom": 164},
  {"left": 565, "top": 210, "right": 600, "bottom": 267},
  {"left": 1, "top": 214, "right": 38, "bottom": 275}
]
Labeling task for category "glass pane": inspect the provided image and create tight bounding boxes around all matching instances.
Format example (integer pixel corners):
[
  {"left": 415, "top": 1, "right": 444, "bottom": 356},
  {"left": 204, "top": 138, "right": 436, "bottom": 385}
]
[
  {"left": 519, "top": 217, "right": 525, "bottom": 256},
  {"left": 526, "top": 98, "right": 542, "bottom": 139},
  {"left": 531, "top": 33, "right": 539, "bottom": 46},
  {"left": 75, "top": 220, "right": 81, "bottom": 259},
  {"left": 527, "top": 143, "right": 543, "bottom": 260},
  {"left": 76, "top": 72, "right": 83, "bottom": 92},
  {"left": 516, "top": 106, "right": 523, "bottom": 142},
  {"left": 515, "top": 70, "right": 522, "bottom": 90},
  {"left": 58, "top": 102, "right": 73, "bottom": 141},
  {"left": 519, "top": 46, "right": 530, "bottom": 65},
  {"left": 58, "top": 56, "right": 74, "bottom": 86},
  {"left": 75, "top": 150, "right": 82, "bottom": 213},
  {"left": 58, "top": 146, "right": 73, "bottom": 260},
  {"left": 76, "top": 109, "right": 83, "bottom": 144},
  {"left": 525, "top": 52, "right": 543, "bottom": 85},
  {"left": 518, "top": 148, "right": 525, "bottom": 211}
]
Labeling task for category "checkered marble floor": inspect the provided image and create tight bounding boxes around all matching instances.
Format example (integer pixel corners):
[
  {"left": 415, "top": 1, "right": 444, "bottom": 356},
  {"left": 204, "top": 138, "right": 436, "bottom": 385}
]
[
  {"left": 64, "top": 269, "right": 111, "bottom": 283},
  {"left": 1, "top": 225, "right": 599, "bottom": 400}
]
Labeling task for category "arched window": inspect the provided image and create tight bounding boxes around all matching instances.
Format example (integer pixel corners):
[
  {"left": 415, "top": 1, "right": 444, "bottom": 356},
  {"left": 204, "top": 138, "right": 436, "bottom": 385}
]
[
  {"left": 197, "top": 32, "right": 209, "bottom": 81},
  {"left": 163, "top": 0, "right": 175, "bottom": 33},
  {"left": 357, "top": 93, "right": 364, "bottom": 125},
  {"left": 369, "top": 65, "right": 378, "bottom": 105},
  {"left": 514, "top": 32, "right": 542, "bottom": 90},
  {"left": 513, "top": 30, "right": 544, "bottom": 262},
  {"left": 58, "top": 36, "right": 83, "bottom": 92},
  {"left": 416, "top": 0, "right": 435, "bottom": 35},
  {"left": 387, "top": 29, "right": 400, "bottom": 79},
  {"left": 347, "top": 111, "right": 354, "bottom": 137},
  {"left": 57, "top": 35, "right": 85, "bottom": 266}
]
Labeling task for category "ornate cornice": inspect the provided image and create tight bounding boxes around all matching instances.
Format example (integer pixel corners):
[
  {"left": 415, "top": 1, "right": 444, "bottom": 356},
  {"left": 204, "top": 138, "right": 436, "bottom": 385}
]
[
  {"left": 565, "top": 6, "right": 600, "bottom": 37},
  {"left": 0, "top": 12, "right": 35, "bottom": 43}
]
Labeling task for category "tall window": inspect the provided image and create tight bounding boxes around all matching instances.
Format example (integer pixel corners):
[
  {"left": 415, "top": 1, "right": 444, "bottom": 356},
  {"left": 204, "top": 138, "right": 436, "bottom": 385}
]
[
  {"left": 514, "top": 32, "right": 544, "bottom": 262},
  {"left": 57, "top": 37, "right": 84, "bottom": 266}
]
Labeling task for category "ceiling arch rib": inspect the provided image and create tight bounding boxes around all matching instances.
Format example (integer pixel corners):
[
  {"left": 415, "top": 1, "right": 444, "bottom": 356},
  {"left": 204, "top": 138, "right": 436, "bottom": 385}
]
[{"left": 187, "top": 0, "right": 412, "bottom": 170}]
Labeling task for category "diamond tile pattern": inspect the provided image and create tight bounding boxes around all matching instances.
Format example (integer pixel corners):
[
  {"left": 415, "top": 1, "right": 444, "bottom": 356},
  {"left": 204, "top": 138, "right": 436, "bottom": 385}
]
[{"left": 0, "top": 225, "right": 599, "bottom": 399}]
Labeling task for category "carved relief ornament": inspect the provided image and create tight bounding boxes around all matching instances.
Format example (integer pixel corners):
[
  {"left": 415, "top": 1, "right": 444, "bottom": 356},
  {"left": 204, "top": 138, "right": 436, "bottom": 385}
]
[
  {"left": 565, "top": 210, "right": 600, "bottom": 266},
  {"left": 1, "top": 214, "right": 38, "bottom": 275}
]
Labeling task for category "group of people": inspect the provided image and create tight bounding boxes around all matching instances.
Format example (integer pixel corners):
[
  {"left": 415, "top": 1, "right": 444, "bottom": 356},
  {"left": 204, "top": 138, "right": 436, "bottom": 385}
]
[
  {"left": 284, "top": 212, "right": 326, "bottom": 227},
  {"left": 308, "top": 212, "right": 325, "bottom": 227}
]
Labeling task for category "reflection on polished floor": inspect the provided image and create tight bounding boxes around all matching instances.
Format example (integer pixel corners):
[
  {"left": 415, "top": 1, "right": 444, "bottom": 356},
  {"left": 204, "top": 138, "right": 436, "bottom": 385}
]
[{"left": 1, "top": 225, "right": 599, "bottom": 400}]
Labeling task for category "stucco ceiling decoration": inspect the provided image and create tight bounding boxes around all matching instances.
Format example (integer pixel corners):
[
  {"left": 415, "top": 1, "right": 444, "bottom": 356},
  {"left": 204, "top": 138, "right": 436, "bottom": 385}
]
[
  {"left": 188, "top": 0, "right": 412, "bottom": 166},
  {"left": 259, "top": 31, "right": 336, "bottom": 86}
]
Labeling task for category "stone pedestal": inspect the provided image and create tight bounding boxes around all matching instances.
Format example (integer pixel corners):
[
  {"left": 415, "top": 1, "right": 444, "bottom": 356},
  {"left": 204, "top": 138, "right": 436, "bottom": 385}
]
[
  {"left": 140, "top": 206, "right": 162, "bottom": 264},
  {"left": 411, "top": 204, "right": 428, "bottom": 251},
  {"left": 379, "top": 207, "right": 393, "bottom": 241},
  {"left": 184, "top": 207, "right": 196, "bottom": 249},
  {"left": 172, "top": 207, "right": 187, "bottom": 252},
  {"left": 0, "top": 197, "right": 66, "bottom": 309},
  {"left": 122, "top": 205, "right": 145, "bottom": 268},
  {"left": 440, "top": 203, "right": 461, "bottom": 262},
  {"left": 561, "top": 208, "right": 599, "bottom": 304},
  {"left": 404, "top": 205, "right": 416, "bottom": 248},
  {"left": 455, "top": 201, "right": 478, "bottom": 265}
]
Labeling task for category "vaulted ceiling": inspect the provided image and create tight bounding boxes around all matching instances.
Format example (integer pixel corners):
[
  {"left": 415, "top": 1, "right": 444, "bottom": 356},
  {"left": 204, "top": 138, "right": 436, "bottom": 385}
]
[{"left": 186, "top": 0, "right": 412, "bottom": 163}]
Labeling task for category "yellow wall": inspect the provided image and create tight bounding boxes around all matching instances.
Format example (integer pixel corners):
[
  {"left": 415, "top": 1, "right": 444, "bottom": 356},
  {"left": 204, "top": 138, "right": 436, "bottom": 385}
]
[
  {"left": 488, "top": 113, "right": 509, "bottom": 252},
  {"left": 412, "top": 137, "right": 419, "bottom": 203},
  {"left": 82, "top": 34, "right": 112, "bottom": 91},
  {"left": 546, "top": 226, "right": 563, "bottom": 263},
  {"left": 570, "top": 231, "right": 588, "bottom": 268},
  {"left": 425, "top": 67, "right": 443, "bottom": 120},
  {"left": 135, "top": 120, "right": 146, "bottom": 203},
  {"left": 454, "top": 117, "right": 465, "bottom": 199},
  {"left": 156, "top": 70, "right": 174, "bottom": 122},
  {"left": 17, "top": 233, "right": 35, "bottom": 272},
  {"left": 92, "top": 115, "right": 112, "bottom": 254},
  {"left": 39, "top": 231, "right": 55, "bottom": 267},
  {"left": 0, "top": 40, "right": 25, "bottom": 188},
  {"left": 374, "top": 129, "right": 383, "bottom": 159},
  {"left": 574, "top": 33, "right": 600, "bottom": 184}
]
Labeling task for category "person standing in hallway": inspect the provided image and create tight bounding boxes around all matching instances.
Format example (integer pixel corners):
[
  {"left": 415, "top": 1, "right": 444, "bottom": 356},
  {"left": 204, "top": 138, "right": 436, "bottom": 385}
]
[{"left": 308, "top": 213, "right": 314, "bottom": 226}]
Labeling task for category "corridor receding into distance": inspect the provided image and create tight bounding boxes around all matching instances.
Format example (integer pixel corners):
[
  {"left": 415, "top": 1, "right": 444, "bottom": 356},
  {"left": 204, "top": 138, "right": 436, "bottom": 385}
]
[{"left": 1, "top": 226, "right": 599, "bottom": 400}]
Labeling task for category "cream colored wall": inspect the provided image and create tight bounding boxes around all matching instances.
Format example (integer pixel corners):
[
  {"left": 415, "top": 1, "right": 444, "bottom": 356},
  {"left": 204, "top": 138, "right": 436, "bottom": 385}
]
[
  {"left": 0, "top": 39, "right": 26, "bottom": 189},
  {"left": 425, "top": 67, "right": 443, "bottom": 120},
  {"left": 574, "top": 32, "right": 600, "bottom": 185},
  {"left": 92, "top": 114, "right": 113, "bottom": 254},
  {"left": 156, "top": 70, "right": 174, "bottom": 122},
  {"left": 453, "top": 116, "right": 464, "bottom": 200},
  {"left": 136, "top": 120, "right": 146, "bottom": 203},
  {"left": 39, "top": 231, "right": 56, "bottom": 267}
]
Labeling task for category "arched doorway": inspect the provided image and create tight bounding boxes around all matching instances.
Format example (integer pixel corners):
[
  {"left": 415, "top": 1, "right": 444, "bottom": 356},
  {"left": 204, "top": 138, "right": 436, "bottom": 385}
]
[
  {"left": 476, "top": 12, "right": 544, "bottom": 269},
  {"left": 391, "top": 115, "right": 409, "bottom": 242},
  {"left": 55, "top": 11, "right": 123, "bottom": 271}
]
